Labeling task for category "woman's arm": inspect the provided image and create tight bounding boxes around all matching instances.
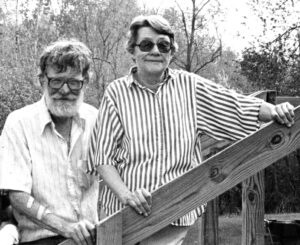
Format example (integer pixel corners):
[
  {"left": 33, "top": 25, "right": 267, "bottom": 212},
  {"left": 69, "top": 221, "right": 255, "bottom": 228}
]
[{"left": 98, "top": 165, "right": 152, "bottom": 216}]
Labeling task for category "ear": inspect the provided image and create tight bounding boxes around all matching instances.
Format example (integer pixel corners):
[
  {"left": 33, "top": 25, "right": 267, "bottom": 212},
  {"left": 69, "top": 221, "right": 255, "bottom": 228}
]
[{"left": 38, "top": 75, "right": 47, "bottom": 88}]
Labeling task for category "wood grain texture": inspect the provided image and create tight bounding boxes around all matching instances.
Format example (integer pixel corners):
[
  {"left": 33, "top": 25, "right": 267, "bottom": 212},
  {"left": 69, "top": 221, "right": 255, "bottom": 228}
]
[
  {"left": 242, "top": 172, "right": 265, "bottom": 245},
  {"left": 240, "top": 90, "right": 273, "bottom": 245},
  {"left": 58, "top": 238, "right": 75, "bottom": 245},
  {"left": 276, "top": 96, "right": 300, "bottom": 107},
  {"left": 201, "top": 199, "right": 219, "bottom": 245},
  {"left": 97, "top": 212, "right": 122, "bottom": 245},
  {"left": 95, "top": 106, "right": 300, "bottom": 245}
]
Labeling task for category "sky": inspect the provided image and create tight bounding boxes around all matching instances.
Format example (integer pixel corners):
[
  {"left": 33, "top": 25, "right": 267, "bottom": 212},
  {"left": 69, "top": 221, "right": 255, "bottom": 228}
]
[
  {"left": 1, "top": 0, "right": 265, "bottom": 53},
  {"left": 3, "top": 0, "right": 297, "bottom": 54},
  {"left": 137, "top": 0, "right": 263, "bottom": 54}
]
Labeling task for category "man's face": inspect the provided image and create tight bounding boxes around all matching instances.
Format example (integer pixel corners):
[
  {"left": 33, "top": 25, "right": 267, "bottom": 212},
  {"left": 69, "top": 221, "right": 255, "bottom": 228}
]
[
  {"left": 43, "top": 66, "right": 86, "bottom": 118},
  {"left": 133, "top": 27, "right": 172, "bottom": 78}
]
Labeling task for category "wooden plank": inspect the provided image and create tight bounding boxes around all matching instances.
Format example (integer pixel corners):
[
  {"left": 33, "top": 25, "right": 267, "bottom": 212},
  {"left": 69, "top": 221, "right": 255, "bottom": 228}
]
[
  {"left": 58, "top": 212, "right": 122, "bottom": 245},
  {"left": 240, "top": 90, "right": 275, "bottom": 245},
  {"left": 276, "top": 96, "right": 300, "bottom": 106},
  {"left": 201, "top": 199, "right": 219, "bottom": 245},
  {"left": 97, "top": 212, "right": 122, "bottom": 245},
  {"left": 242, "top": 172, "right": 265, "bottom": 245},
  {"left": 58, "top": 238, "right": 75, "bottom": 245},
  {"left": 199, "top": 139, "right": 231, "bottom": 244},
  {"left": 94, "top": 106, "right": 300, "bottom": 245},
  {"left": 199, "top": 90, "right": 273, "bottom": 244}
]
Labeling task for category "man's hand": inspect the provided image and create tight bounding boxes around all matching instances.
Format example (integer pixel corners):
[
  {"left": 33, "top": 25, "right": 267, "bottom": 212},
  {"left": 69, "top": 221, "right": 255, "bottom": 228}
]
[
  {"left": 62, "top": 219, "right": 95, "bottom": 245},
  {"left": 9, "top": 191, "right": 96, "bottom": 245},
  {"left": 122, "top": 188, "right": 152, "bottom": 217}
]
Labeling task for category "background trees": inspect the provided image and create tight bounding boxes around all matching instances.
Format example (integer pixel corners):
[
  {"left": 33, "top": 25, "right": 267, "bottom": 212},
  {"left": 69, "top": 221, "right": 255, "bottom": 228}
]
[
  {"left": 240, "top": 0, "right": 300, "bottom": 95},
  {"left": 0, "top": 0, "right": 299, "bottom": 214}
]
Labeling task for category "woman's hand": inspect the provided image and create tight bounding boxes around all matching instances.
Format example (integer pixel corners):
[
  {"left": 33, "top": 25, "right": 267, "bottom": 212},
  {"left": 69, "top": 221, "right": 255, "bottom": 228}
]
[
  {"left": 122, "top": 188, "right": 152, "bottom": 217},
  {"left": 271, "top": 102, "right": 295, "bottom": 127},
  {"left": 259, "top": 101, "right": 295, "bottom": 127}
]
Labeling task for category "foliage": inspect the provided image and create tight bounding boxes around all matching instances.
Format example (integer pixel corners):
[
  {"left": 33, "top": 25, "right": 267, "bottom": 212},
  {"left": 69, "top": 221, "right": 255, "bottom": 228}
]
[
  {"left": 265, "top": 151, "right": 300, "bottom": 213},
  {"left": 201, "top": 48, "right": 258, "bottom": 93},
  {"left": 238, "top": 1, "right": 300, "bottom": 211},
  {"left": 1, "top": 0, "right": 299, "bottom": 215},
  {"left": 0, "top": 0, "right": 139, "bottom": 133},
  {"left": 240, "top": 0, "right": 300, "bottom": 96}
]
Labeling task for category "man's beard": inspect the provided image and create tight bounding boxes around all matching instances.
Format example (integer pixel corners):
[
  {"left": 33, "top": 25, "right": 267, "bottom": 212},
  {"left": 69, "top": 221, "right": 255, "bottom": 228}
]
[{"left": 45, "top": 90, "right": 84, "bottom": 118}]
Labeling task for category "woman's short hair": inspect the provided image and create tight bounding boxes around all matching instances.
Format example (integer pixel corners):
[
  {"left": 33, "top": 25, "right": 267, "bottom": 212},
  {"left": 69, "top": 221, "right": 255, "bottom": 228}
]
[
  {"left": 38, "top": 39, "right": 92, "bottom": 81},
  {"left": 126, "top": 15, "right": 178, "bottom": 55}
]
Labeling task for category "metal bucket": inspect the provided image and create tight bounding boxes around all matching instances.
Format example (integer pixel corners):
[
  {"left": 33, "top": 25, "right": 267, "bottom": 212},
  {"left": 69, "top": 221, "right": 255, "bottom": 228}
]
[{"left": 265, "top": 219, "right": 300, "bottom": 245}]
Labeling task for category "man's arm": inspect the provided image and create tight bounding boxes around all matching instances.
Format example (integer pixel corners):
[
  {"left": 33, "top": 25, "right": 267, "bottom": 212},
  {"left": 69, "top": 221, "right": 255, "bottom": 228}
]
[
  {"left": 259, "top": 101, "right": 295, "bottom": 126},
  {"left": 9, "top": 191, "right": 95, "bottom": 245}
]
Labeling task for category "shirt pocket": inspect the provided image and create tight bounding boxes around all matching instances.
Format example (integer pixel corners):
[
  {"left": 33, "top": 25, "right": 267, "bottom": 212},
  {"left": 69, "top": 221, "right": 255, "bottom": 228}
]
[{"left": 77, "top": 159, "right": 90, "bottom": 190}]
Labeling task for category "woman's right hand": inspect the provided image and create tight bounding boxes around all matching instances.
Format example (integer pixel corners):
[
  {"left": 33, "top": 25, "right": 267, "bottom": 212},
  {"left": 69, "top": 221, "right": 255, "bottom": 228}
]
[{"left": 122, "top": 188, "right": 152, "bottom": 217}]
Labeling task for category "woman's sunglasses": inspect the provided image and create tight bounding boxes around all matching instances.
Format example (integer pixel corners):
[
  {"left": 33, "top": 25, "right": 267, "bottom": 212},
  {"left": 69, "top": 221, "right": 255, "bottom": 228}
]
[{"left": 135, "top": 40, "right": 171, "bottom": 53}]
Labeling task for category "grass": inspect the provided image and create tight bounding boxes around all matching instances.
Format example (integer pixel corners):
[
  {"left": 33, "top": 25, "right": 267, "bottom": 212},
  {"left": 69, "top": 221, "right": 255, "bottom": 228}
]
[{"left": 183, "top": 213, "right": 300, "bottom": 245}]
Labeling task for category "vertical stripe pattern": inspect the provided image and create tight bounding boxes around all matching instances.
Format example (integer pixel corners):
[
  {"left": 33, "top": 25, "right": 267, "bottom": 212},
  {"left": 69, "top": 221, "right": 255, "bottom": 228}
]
[{"left": 88, "top": 68, "right": 262, "bottom": 226}]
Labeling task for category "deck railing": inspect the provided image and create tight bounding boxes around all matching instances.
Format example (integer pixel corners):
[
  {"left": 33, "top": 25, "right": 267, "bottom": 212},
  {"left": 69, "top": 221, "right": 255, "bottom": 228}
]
[{"left": 60, "top": 92, "right": 300, "bottom": 245}]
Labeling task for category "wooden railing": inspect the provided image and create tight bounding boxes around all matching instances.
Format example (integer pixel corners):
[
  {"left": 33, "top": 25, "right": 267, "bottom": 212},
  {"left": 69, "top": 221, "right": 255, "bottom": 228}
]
[
  {"left": 199, "top": 90, "right": 277, "bottom": 245},
  {"left": 199, "top": 93, "right": 300, "bottom": 245},
  {"left": 60, "top": 94, "right": 300, "bottom": 245}
]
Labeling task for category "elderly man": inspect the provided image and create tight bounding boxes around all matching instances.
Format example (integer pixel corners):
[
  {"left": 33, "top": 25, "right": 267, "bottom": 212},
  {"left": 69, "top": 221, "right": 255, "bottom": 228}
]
[
  {"left": 87, "top": 15, "right": 295, "bottom": 245},
  {"left": 0, "top": 39, "right": 98, "bottom": 245}
]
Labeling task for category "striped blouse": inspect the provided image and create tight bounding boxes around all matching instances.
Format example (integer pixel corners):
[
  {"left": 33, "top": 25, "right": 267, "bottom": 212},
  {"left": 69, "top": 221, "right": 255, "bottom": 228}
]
[{"left": 87, "top": 68, "right": 263, "bottom": 226}]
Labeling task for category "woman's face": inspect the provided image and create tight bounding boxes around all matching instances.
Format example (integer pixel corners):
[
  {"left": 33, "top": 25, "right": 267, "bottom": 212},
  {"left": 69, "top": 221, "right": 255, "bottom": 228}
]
[{"left": 133, "top": 26, "right": 172, "bottom": 78}]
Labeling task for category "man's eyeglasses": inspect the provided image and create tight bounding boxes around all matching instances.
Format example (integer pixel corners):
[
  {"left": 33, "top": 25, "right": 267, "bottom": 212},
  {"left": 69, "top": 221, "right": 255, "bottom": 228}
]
[
  {"left": 46, "top": 76, "right": 84, "bottom": 92},
  {"left": 135, "top": 40, "right": 171, "bottom": 53}
]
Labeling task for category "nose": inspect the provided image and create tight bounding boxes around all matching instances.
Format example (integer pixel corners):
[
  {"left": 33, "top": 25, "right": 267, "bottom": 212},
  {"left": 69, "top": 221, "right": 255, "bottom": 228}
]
[
  {"left": 150, "top": 44, "right": 160, "bottom": 54},
  {"left": 59, "top": 82, "right": 70, "bottom": 94}
]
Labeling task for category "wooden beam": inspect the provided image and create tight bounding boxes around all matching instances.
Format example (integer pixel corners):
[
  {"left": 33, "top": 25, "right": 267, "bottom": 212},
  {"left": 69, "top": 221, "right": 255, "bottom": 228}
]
[
  {"left": 97, "top": 106, "right": 300, "bottom": 245},
  {"left": 242, "top": 172, "right": 265, "bottom": 245},
  {"left": 241, "top": 90, "right": 275, "bottom": 245},
  {"left": 276, "top": 96, "right": 300, "bottom": 107},
  {"left": 199, "top": 138, "right": 231, "bottom": 245},
  {"left": 97, "top": 212, "right": 122, "bottom": 245},
  {"left": 200, "top": 199, "right": 219, "bottom": 245},
  {"left": 61, "top": 105, "right": 300, "bottom": 245}
]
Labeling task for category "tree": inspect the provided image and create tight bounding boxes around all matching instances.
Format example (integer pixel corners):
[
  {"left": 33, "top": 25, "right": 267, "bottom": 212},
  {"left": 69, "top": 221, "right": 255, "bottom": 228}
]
[
  {"left": 202, "top": 48, "right": 257, "bottom": 93},
  {"left": 240, "top": 0, "right": 300, "bottom": 96},
  {"left": 163, "top": 0, "right": 222, "bottom": 73},
  {"left": 239, "top": 0, "right": 300, "bottom": 214},
  {"left": 0, "top": 0, "right": 141, "bottom": 132}
]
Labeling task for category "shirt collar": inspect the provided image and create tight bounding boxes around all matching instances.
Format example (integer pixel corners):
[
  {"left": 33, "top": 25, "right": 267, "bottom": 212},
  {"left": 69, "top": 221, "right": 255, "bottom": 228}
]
[
  {"left": 125, "top": 66, "right": 176, "bottom": 88},
  {"left": 38, "top": 96, "right": 86, "bottom": 136}
]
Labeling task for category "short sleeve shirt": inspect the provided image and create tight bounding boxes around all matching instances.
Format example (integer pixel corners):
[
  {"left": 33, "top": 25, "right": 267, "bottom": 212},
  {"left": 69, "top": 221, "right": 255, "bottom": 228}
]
[{"left": 0, "top": 98, "right": 98, "bottom": 242}]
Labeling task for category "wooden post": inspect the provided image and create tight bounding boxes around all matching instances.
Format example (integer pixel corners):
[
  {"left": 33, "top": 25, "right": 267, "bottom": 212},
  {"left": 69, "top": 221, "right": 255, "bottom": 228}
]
[
  {"left": 200, "top": 198, "right": 219, "bottom": 245},
  {"left": 242, "top": 172, "right": 265, "bottom": 245},
  {"left": 199, "top": 141, "right": 230, "bottom": 245},
  {"left": 97, "top": 212, "right": 122, "bottom": 245},
  {"left": 241, "top": 91, "right": 276, "bottom": 245}
]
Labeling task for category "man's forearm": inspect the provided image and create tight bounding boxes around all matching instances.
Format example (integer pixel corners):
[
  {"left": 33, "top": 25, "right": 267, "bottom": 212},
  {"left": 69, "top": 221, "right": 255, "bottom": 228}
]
[{"left": 8, "top": 191, "right": 70, "bottom": 237}]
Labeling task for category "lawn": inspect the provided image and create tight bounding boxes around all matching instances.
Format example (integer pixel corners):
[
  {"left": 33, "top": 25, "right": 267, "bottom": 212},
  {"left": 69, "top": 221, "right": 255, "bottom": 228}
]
[{"left": 183, "top": 213, "right": 300, "bottom": 245}]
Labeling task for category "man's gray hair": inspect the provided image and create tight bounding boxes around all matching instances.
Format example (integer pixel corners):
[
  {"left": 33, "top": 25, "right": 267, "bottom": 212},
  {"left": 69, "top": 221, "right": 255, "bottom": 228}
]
[{"left": 38, "top": 39, "right": 92, "bottom": 81}]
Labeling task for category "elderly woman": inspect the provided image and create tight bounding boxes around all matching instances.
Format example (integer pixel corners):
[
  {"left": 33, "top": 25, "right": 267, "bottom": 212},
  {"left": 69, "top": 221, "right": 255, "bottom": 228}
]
[{"left": 87, "top": 15, "right": 294, "bottom": 245}]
